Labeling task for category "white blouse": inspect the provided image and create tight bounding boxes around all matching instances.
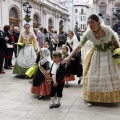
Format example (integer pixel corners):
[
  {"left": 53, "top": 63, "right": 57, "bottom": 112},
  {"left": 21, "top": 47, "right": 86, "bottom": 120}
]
[{"left": 51, "top": 63, "right": 60, "bottom": 82}]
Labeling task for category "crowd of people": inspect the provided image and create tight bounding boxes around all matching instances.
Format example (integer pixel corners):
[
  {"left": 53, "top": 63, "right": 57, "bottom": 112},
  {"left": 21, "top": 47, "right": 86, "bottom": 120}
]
[
  {"left": 0, "top": 25, "right": 20, "bottom": 73},
  {"left": 0, "top": 23, "right": 82, "bottom": 108},
  {"left": 0, "top": 14, "right": 120, "bottom": 108}
]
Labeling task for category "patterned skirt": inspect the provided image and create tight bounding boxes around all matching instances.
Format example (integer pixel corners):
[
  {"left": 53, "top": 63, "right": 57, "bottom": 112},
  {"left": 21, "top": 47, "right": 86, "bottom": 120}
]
[
  {"left": 31, "top": 79, "right": 51, "bottom": 96},
  {"left": 83, "top": 48, "right": 120, "bottom": 103}
]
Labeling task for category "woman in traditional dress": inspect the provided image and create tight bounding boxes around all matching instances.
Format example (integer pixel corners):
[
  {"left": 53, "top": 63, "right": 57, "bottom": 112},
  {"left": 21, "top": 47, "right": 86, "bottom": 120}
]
[
  {"left": 63, "top": 14, "right": 120, "bottom": 107},
  {"left": 13, "top": 23, "right": 38, "bottom": 75},
  {"left": 31, "top": 48, "right": 51, "bottom": 99},
  {"left": 66, "top": 30, "right": 83, "bottom": 84}
]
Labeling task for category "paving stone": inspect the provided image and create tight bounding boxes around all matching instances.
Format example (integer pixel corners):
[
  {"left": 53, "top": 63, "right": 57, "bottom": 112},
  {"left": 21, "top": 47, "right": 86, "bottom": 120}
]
[{"left": 0, "top": 58, "right": 120, "bottom": 120}]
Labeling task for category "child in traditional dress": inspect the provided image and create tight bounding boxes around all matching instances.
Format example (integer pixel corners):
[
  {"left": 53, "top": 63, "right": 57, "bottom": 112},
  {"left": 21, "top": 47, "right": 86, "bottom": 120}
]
[
  {"left": 49, "top": 51, "right": 65, "bottom": 109},
  {"left": 42, "top": 41, "right": 49, "bottom": 48},
  {"left": 62, "top": 45, "right": 75, "bottom": 87},
  {"left": 31, "top": 48, "right": 52, "bottom": 99},
  {"left": 42, "top": 41, "right": 53, "bottom": 59}
]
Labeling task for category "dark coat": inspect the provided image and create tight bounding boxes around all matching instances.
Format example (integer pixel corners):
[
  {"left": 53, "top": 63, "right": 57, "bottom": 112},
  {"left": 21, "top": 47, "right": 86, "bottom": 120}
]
[
  {"left": 50, "top": 63, "right": 66, "bottom": 84},
  {"left": 4, "top": 32, "right": 12, "bottom": 45},
  {"left": 14, "top": 33, "right": 20, "bottom": 43},
  {"left": 0, "top": 30, "right": 7, "bottom": 50},
  {"left": 58, "top": 34, "right": 66, "bottom": 44}
]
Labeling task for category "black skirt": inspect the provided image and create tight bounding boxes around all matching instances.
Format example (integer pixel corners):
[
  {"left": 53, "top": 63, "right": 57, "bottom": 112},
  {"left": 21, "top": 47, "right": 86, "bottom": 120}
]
[{"left": 69, "top": 51, "right": 83, "bottom": 77}]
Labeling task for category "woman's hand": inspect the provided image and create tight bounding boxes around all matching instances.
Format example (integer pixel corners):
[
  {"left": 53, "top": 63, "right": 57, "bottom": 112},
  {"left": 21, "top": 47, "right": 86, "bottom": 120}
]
[
  {"left": 53, "top": 82, "right": 58, "bottom": 87},
  {"left": 70, "top": 57, "right": 75, "bottom": 61},
  {"left": 5, "top": 37, "right": 9, "bottom": 41},
  {"left": 62, "top": 56, "right": 71, "bottom": 64}
]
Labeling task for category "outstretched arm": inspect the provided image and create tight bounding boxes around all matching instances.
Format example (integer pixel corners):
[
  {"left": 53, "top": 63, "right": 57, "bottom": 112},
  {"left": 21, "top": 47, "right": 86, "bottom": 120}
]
[
  {"left": 62, "top": 35, "right": 88, "bottom": 64},
  {"left": 67, "top": 43, "right": 82, "bottom": 59}
]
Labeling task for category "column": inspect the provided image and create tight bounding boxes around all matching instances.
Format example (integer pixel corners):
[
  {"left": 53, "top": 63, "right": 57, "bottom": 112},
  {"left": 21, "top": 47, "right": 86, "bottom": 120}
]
[{"left": 40, "top": 9, "right": 43, "bottom": 27}]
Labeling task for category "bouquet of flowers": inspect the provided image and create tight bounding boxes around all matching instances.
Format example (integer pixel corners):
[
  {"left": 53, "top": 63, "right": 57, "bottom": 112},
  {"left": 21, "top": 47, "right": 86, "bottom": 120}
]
[{"left": 112, "top": 48, "right": 120, "bottom": 67}]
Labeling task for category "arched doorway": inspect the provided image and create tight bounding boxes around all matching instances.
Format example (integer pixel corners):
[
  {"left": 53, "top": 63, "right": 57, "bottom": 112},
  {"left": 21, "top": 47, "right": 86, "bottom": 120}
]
[
  {"left": 33, "top": 14, "right": 40, "bottom": 28},
  {"left": 48, "top": 18, "right": 53, "bottom": 30},
  {"left": 59, "top": 20, "right": 64, "bottom": 33},
  {"left": 9, "top": 7, "right": 19, "bottom": 27}
]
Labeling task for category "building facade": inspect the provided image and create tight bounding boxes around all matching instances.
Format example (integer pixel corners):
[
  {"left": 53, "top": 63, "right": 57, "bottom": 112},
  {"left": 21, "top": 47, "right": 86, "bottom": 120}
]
[
  {"left": 0, "top": 0, "right": 70, "bottom": 33},
  {"left": 93, "top": 0, "right": 118, "bottom": 26},
  {"left": 74, "top": 1, "right": 93, "bottom": 32},
  {"left": 57, "top": 0, "right": 74, "bottom": 31}
]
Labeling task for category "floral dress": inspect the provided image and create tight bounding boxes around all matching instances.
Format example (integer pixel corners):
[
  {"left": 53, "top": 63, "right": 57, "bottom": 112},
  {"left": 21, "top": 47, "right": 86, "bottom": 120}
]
[{"left": 81, "top": 26, "right": 120, "bottom": 103}]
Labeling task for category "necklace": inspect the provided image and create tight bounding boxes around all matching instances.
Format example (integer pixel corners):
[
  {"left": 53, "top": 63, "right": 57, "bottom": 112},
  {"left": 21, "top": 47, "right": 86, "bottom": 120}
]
[{"left": 93, "top": 27, "right": 100, "bottom": 37}]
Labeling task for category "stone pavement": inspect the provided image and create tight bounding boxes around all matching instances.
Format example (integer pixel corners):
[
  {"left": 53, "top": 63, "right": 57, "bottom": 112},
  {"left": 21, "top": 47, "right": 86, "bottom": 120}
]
[{"left": 0, "top": 67, "right": 120, "bottom": 120}]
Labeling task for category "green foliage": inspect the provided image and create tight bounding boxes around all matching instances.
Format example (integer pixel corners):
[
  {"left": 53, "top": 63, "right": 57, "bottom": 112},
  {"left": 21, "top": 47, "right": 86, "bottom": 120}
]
[{"left": 23, "top": 16, "right": 32, "bottom": 23}]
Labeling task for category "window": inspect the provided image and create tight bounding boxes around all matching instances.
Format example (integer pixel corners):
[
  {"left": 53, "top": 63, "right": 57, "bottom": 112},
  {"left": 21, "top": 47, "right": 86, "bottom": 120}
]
[
  {"left": 81, "top": 16, "right": 82, "bottom": 21},
  {"left": 75, "top": 9, "right": 78, "bottom": 13},
  {"left": 84, "top": 16, "right": 86, "bottom": 21},
  {"left": 99, "top": 2, "right": 106, "bottom": 15},
  {"left": 81, "top": 24, "right": 82, "bottom": 29},
  {"left": 81, "top": 9, "right": 84, "bottom": 14}
]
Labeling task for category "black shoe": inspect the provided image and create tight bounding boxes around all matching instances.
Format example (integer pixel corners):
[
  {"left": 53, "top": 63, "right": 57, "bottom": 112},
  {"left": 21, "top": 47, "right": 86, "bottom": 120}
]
[
  {"left": 78, "top": 79, "right": 81, "bottom": 84},
  {"left": 54, "top": 104, "right": 60, "bottom": 108},
  {"left": 65, "top": 84, "right": 69, "bottom": 88},
  {"left": 38, "top": 96, "right": 44, "bottom": 100},
  {"left": 29, "top": 80, "right": 33, "bottom": 84},
  {"left": 49, "top": 104, "right": 55, "bottom": 109},
  {"left": 4, "top": 67, "right": 12, "bottom": 69}
]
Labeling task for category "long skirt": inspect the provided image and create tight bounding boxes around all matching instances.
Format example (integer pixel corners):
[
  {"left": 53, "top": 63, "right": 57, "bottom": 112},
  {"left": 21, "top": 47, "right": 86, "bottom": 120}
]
[
  {"left": 31, "top": 79, "right": 51, "bottom": 96},
  {"left": 13, "top": 45, "right": 36, "bottom": 75},
  {"left": 83, "top": 48, "right": 120, "bottom": 103}
]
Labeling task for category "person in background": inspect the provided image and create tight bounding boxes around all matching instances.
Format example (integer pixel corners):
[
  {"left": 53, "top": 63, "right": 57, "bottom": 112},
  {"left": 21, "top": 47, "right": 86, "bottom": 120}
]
[
  {"left": 42, "top": 41, "right": 53, "bottom": 59},
  {"left": 66, "top": 30, "right": 83, "bottom": 84},
  {"left": 48, "top": 30, "right": 54, "bottom": 58},
  {"left": 0, "top": 29, "right": 7, "bottom": 74},
  {"left": 37, "top": 27, "right": 45, "bottom": 48},
  {"left": 14, "top": 27, "right": 20, "bottom": 58},
  {"left": 75, "top": 32, "right": 80, "bottom": 42},
  {"left": 44, "top": 28, "right": 49, "bottom": 43},
  {"left": 62, "top": 45, "right": 75, "bottom": 87},
  {"left": 42, "top": 41, "right": 49, "bottom": 49},
  {"left": 58, "top": 31, "right": 66, "bottom": 48},
  {"left": 52, "top": 31, "right": 59, "bottom": 51},
  {"left": 9, "top": 27, "right": 14, "bottom": 67},
  {"left": 33, "top": 28, "right": 42, "bottom": 49},
  {"left": 3, "top": 25, "right": 13, "bottom": 69}
]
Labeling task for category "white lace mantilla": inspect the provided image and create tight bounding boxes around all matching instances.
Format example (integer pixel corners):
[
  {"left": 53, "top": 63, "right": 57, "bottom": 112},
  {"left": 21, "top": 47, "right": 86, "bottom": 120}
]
[{"left": 17, "top": 45, "right": 36, "bottom": 68}]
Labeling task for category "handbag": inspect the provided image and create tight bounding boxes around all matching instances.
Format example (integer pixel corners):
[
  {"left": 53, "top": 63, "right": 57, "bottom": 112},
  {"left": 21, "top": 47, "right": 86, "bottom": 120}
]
[
  {"left": 6, "top": 43, "right": 13, "bottom": 48},
  {"left": 25, "top": 64, "right": 37, "bottom": 78}
]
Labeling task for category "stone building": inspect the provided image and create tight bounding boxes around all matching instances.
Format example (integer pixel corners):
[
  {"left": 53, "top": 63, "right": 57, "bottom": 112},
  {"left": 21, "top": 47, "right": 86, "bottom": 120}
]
[
  {"left": 56, "top": 0, "right": 74, "bottom": 31},
  {"left": 74, "top": 1, "right": 93, "bottom": 32},
  {"left": 93, "top": 0, "right": 118, "bottom": 26},
  {"left": 0, "top": 0, "right": 70, "bottom": 33}
]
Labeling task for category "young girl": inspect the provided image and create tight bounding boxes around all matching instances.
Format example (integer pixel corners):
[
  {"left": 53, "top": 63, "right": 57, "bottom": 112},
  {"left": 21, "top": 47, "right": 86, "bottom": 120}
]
[
  {"left": 31, "top": 48, "right": 52, "bottom": 99},
  {"left": 62, "top": 45, "right": 75, "bottom": 87}
]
